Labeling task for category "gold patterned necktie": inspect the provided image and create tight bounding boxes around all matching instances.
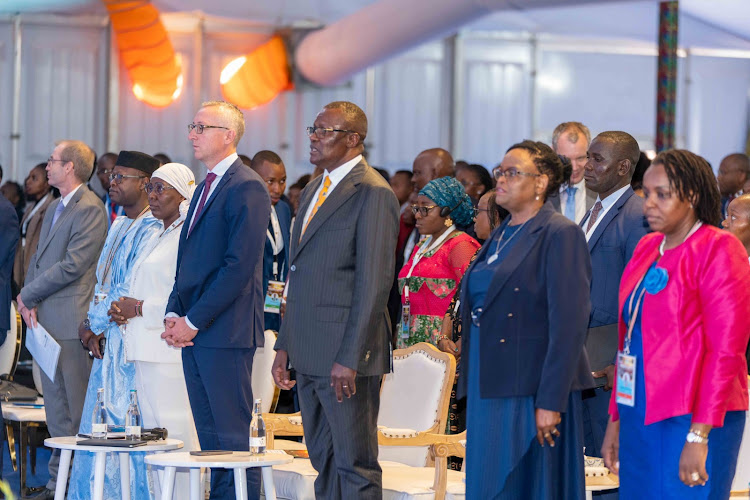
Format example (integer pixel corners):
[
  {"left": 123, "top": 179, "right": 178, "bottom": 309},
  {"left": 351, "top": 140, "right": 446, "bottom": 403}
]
[{"left": 302, "top": 175, "right": 332, "bottom": 237}]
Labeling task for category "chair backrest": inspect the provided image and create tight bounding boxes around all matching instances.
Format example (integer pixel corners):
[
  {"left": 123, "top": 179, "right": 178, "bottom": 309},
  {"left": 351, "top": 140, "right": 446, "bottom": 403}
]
[
  {"left": 32, "top": 360, "right": 44, "bottom": 396},
  {"left": 731, "top": 376, "right": 750, "bottom": 492},
  {"left": 0, "top": 302, "right": 22, "bottom": 378},
  {"left": 251, "top": 330, "right": 280, "bottom": 414},
  {"left": 378, "top": 342, "right": 456, "bottom": 467}
]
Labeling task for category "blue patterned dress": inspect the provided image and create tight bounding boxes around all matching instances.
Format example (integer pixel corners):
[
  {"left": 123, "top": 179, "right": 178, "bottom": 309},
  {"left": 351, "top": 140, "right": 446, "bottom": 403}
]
[{"left": 68, "top": 213, "right": 161, "bottom": 499}]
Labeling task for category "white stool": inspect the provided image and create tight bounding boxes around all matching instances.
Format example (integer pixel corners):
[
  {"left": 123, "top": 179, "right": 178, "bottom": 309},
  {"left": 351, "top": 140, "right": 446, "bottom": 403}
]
[
  {"left": 3, "top": 399, "right": 46, "bottom": 496},
  {"left": 45, "top": 436, "right": 183, "bottom": 500},
  {"left": 145, "top": 449, "right": 293, "bottom": 500}
]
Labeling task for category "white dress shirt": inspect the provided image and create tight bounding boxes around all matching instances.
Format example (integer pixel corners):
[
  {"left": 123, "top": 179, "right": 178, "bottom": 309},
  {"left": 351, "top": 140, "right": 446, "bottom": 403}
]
[
  {"left": 560, "top": 179, "right": 587, "bottom": 223},
  {"left": 301, "top": 154, "right": 362, "bottom": 230},
  {"left": 61, "top": 183, "right": 83, "bottom": 207},
  {"left": 186, "top": 153, "right": 238, "bottom": 234},
  {"left": 583, "top": 184, "right": 631, "bottom": 241}
]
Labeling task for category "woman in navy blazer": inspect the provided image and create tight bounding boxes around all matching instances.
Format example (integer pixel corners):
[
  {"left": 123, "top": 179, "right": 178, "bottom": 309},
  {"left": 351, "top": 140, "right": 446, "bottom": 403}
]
[{"left": 460, "top": 140, "right": 594, "bottom": 499}]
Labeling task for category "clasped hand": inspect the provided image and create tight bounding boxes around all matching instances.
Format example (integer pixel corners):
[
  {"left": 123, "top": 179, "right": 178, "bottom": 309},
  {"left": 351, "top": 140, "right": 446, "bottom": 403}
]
[
  {"left": 108, "top": 297, "right": 138, "bottom": 325},
  {"left": 161, "top": 316, "right": 197, "bottom": 347}
]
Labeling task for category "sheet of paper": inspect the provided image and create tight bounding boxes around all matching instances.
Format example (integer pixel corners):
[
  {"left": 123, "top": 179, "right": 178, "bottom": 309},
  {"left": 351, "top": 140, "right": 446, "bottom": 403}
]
[{"left": 26, "top": 323, "right": 61, "bottom": 383}]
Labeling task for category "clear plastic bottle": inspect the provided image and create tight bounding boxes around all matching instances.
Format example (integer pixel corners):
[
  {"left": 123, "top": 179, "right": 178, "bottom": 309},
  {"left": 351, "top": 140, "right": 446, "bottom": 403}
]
[
  {"left": 249, "top": 398, "right": 266, "bottom": 455},
  {"left": 125, "top": 390, "right": 141, "bottom": 440},
  {"left": 91, "top": 388, "right": 107, "bottom": 439}
]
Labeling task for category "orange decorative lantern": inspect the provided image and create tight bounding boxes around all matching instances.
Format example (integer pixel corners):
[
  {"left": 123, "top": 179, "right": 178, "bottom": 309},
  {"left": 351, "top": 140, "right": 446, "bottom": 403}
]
[
  {"left": 102, "top": 0, "right": 183, "bottom": 108},
  {"left": 220, "top": 35, "right": 293, "bottom": 110}
]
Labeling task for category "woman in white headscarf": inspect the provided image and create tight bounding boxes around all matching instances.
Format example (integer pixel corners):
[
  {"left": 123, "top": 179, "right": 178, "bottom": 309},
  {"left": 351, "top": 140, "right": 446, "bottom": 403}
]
[{"left": 108, "top": 163, "right": 199, "bottom": 497}]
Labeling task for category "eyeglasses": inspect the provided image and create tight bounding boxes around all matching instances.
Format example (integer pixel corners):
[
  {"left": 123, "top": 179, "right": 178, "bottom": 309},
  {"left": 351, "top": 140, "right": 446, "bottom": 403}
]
[
  {"left": 109, "top": 173, "right": 146, "bottom": 184},
  {"left": 306, "top": 126, "right": 358, "bottom": 138},
  {"left": 188, "top": 123, "right": 229, "bottom": 134},
  {"left": 144, "top": 182, "right": 176, "bottom": 195},
  {"left": 47, "top": 158, "right": 67, "bottom": 165},
  {"left": 411, "top": 205, "right": 438, "bottom": 217},
  {"left": 472, "top": 207, "right": 490, "bottom": 218},
  {"left": 492, "top": 167, "right": 541, "bottom": 180}
]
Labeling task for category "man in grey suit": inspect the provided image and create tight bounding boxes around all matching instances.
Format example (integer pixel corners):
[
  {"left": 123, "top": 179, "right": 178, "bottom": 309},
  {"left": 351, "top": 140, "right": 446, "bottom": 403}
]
[
  {"left": 272, "top": 101, "right": 399, "bottom": 499},
  {"left": 17, "top": 140, "right": 107, "bottom": 499},
  {"left": 551, "top": 121, "right": 597, "bottom": 223}
]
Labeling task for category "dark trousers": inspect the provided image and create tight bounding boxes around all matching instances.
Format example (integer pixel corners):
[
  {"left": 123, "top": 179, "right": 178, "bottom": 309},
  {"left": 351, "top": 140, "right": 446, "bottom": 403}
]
[
  {"left": 582, "top": 386, "right": 619, "bottom": 499},
  {"left": 182, "top": 345, "right": 260, "bottom": 500},
  {"left": 296, "top": 373, "right": 382, "bottom": 500}
]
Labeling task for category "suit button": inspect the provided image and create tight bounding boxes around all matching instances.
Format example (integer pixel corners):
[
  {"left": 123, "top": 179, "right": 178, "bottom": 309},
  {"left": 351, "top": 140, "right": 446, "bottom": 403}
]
[
  {"left": 36, "top": 264, "right": 39, "bottom": 269},
  {"left": 514, "top": 287, "right": 519, "bottom": 292},
  {"left": 290, "top": 265, "right": 296, "bottom": 272},
  {"left": 507, "top": 313, "right": 513, "bottom": 318},
  {"left": 499, "top": 339, "right": 506, "bottom": 343}
]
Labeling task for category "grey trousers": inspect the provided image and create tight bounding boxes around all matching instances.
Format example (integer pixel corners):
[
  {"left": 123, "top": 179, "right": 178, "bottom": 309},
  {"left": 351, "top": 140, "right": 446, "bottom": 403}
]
[
  {"left": 39, "top": 338, "right": 92, "bottom": 490},
  {"left": 296, "top": 373, "right": 383, "bottom": 500}
]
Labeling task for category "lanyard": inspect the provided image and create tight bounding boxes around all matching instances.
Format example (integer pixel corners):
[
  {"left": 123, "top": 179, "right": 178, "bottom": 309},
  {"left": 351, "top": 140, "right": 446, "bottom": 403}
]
[
  {"left": 403, "top": 226, "right": 455, "bottom": 302},
  {"left": 624, "top": 272, "right": 648, "bottom": 355},
  {"left": 21, "top": 193, "right": 50, "bottom": 242},
  {"left": 266, "top": 206, "right": 284, "bottom": 279}
]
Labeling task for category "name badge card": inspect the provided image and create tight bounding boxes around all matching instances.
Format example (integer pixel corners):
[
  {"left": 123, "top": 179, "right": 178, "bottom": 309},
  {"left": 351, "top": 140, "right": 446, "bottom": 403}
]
[
  {"left": 615, "top": 351, "right": 637, "bottom": 407},
  {"left": 264, "top": 280, "right": 285, "bottom": 314},
  {"left": 400, "top": 303, "right": 411, "bottom": 339}
]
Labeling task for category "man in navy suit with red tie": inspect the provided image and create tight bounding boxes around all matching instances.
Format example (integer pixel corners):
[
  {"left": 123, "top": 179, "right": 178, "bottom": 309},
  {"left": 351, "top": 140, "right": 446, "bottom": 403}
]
[{"left": 164, "top": 101, "right": 271, "bottom": 500}]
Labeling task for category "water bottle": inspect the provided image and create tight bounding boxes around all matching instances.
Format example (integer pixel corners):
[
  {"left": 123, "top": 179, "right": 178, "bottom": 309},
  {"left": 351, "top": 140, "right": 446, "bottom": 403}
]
[
  {"left": 91, "top": 388, "right": 107, "bottom": 439},
  {"left": 249, "top": 398, "right": 266, "bottom": 455},
  {"left": 125, "top": 390, "right": 141, "bottom": 440}
]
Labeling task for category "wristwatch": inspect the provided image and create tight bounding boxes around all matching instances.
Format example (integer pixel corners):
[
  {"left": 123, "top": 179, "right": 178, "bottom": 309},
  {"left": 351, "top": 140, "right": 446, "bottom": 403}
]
[
  {"left": 686, "top": 431, "right": 708, "bottom": 444},
  {"left": 80, "top": 318, "right": 92, "bottom": 349}
]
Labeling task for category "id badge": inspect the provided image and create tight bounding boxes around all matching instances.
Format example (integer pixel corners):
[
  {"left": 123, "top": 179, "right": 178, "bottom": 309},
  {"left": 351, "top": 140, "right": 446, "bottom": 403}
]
[
  {"left": 615, "top": 351, "right": 637, "bottom": 407},
  {"left": 264, "top": 280, "right": 285, "bottom": 314},
  {"left": 400, "top": 303, "right": 411, "bottom": 339}
]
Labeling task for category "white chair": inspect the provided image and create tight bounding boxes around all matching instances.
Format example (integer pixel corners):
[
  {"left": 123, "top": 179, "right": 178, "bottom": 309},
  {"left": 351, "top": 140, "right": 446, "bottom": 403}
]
[
  {"left": 731, "top": 377, "right": 750, "bottom": 493},
  {"left": 251, "top": 330, "right": 280, "bottom": 414},
  {"left": 31, "top": 361, "right": 43, "bottom": 396},
  {"left": 266, "top": 342, "right": 457, "bottom": 499},
  {"left": 0, "top": 302, "right": 22, "bottom": 378}
]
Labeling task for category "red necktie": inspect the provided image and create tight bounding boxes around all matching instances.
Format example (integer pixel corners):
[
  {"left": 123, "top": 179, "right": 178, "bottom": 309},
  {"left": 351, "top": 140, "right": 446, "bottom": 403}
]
[{"left": 188, "top": 173, "right": 217, "bottom": 236}]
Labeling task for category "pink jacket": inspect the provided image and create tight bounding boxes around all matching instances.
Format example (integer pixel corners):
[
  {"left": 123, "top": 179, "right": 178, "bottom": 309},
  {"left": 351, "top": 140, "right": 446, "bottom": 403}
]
[{"left": 609, "top": 225, "right": 750, "bottom": 426}]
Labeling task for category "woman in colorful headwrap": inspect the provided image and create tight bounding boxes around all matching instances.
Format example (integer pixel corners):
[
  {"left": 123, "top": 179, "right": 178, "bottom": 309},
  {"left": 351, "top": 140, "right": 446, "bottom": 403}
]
[
  {"left": 105, "top": 163, "right": 200, "bottom": 497},
  {"left": 396, "top": 177, "right": 480, "bottom": 348}
]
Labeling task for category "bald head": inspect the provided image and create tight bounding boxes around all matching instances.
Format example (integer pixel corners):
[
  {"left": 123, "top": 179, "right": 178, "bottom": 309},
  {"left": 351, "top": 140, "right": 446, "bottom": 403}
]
[
  {"left": 723, "top": 193, "right": 750, "bottom": 252},
  {"left": 412, "top": 148, "right": 454, "bottom": 191},
  {"left": 718, "top": 153, "right": 750, "bottom": 197}
]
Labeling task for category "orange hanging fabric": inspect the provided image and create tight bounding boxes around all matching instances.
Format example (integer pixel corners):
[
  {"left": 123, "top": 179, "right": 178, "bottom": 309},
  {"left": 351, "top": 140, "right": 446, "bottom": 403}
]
[{"left": 102, "top": 0, "right": 183, "bottom": 108}]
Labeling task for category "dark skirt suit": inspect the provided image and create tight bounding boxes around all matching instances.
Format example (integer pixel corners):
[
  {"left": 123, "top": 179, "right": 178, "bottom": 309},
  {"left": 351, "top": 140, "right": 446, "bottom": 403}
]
[{"left": 459, "top": 202, "right": 595, "bottom": 499}]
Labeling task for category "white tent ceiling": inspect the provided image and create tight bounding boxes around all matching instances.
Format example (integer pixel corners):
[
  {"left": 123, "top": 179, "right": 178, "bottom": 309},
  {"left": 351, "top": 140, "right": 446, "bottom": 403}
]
[{"left": 3, "top": 0, "right": 750, "bottom": 50}]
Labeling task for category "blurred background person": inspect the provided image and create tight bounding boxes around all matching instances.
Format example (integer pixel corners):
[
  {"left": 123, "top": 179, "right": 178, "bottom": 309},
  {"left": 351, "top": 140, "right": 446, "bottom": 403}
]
[
  {"left": 456, "top": 163, "right": 494, "bottom": 200},
  {"left": 1, "top": 181, "right": 25, "bottom": 222},
  {"left": 631, "top": 152, "right": 651, "bottom": 197},
  {"left": 551, "top": 121, "right": 596, "bottom": 223},
  {"left": 389, "top": 170, "right": 414, "bottom": 214},
  {"left": 461, "top": 140, "right": 593, "bottom": 499},
  {"left": 602, "top": 150, "right": 750, "bottom": 498},
  {"left": 96, "top": 152, "right": 123, "bottom": 227},
  {"left": 13, "top": 163, "right": 56, "bottom": 295},
  {"left": 397, "top": 176, "right": 479, "bottom": 348},
  {"left": 722, "top": 193, "right": 750, "bottom": 374},
  {"left": 107, "top": 162, "right": 199, "bottom": 498},
  {"left": 287, "top": 174, "right": 311, "bottom": 218},
  {"left": 717, "top": 153, "right": 750, "bottom": 220},
  {"left": 153, "top": 152, "right": 172, "bottom": 165}
]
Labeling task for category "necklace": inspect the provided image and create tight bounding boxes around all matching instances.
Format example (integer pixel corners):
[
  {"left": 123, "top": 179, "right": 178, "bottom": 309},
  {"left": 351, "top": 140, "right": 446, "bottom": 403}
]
[
  {"left": 659, "top": 220, "right": 702, "bottom": 256},
  {"left": 487, "top": 219, "right": 527, "bottom": 264},
  {"left": 101, "top": 205, "right": 150, "bottom": 283}
]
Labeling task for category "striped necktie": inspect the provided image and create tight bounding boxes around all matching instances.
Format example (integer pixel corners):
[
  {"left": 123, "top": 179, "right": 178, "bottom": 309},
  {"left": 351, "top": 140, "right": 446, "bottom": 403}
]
[{"left": 302, "top": 175, "right": 332, "bottom": 237}]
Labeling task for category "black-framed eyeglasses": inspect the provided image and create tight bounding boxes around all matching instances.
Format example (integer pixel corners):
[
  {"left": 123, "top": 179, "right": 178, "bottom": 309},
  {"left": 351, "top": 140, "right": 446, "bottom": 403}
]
[
  {"left": 306, "top": 126, "right": 358, "bottom": 138},
  {"left": 188, "top": 123, "right": 229, "bottom": 134},
  {"left": 144, "top": 182, "right": 176, "bottom": 195},
  {"left": 472, "top": 207, "right": 490, "bottom": 217},
  {"left": 492, "top": 167, "right": 541, "bottom": 180},
  {"left": 109, "top": 173, "right": 146, "bottom": 184},
  {"left": 47, "top": 158, "right": 67, "bottom": 165},
  {"left": 411, "top": 205, "right": 438, "bottom": 217}
]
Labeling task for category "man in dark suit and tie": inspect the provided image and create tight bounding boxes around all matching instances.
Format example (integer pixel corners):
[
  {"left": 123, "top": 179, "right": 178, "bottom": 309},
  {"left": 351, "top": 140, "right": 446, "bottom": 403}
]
[
  {"left": 164, "top": 101, "right": 271, "bottom": 500},
  {"left": 551, "top": 122, "right": 597, "bottom": 223},
  {"left": 579, "top": 131, "right": 649, "bottom": 496},
  {"left": 17, "top": 140, "right": 107, "bottom": 499},
  {"left": 272, "top": 101, "right": 399, "bottom": 499},
  {"left": 250, "top": 150, "right": 291, "bottom": 333},
  {"left": 0, "top": 194, "right": 18, "bottom": 337}
]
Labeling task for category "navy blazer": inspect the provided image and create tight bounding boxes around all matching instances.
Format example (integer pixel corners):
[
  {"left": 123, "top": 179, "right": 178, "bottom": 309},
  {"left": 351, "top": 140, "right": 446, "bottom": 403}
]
[
  {"left": 458, "top": 202, "right": 594, "bottom": 413},
  {"left": 262, "top": 200, "right": 291, "bottom": 331},
  {"left": 167, "top": 158, "right": 271, "bottom": 349},
  {"left": 580, "top": 187, "right": 649, "bottom": 328},
  {"left": 0, "top": 197, "right": 19, "bottom": 331}
]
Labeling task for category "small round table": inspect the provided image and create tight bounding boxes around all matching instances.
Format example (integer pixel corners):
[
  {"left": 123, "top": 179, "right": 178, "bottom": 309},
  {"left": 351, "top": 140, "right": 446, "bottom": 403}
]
[
  {"left": 144, "top": 449, "right": 293, "bottom": 500},
  {"left": 44, "top": 436, "right": 183, "bottom": 500}
]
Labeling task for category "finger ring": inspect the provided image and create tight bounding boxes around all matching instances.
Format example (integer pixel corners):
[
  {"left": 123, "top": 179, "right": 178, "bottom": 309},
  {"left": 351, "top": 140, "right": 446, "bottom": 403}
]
[
  {"left": 343, "top": 385, "right": 348, "bottom": 388},
  {"left": 543, "top": 433, "right": 551, "bottom": 438},
  {"left": 690, "top": 472, "right": 700, "bottom": 481}
]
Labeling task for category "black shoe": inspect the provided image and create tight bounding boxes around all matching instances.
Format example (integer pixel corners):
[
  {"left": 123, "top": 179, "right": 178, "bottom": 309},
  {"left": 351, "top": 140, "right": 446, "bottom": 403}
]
[{"left": 23, "top": 487, "right": 54, "bottom": 500}]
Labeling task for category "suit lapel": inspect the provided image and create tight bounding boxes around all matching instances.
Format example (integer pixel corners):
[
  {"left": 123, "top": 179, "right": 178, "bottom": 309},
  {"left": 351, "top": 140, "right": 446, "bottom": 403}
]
[
  {"left": 189, "top": 160, "right": 240, "bottom": 235},
  {"left": 293, "top": 163, "right": 366, "bottom": 259},
  {"left": 36, "top": 187, "right": 86, "bottom": 258},
  {"left": 291, "top": 176, "right": 322, "bottom": 254},
  {"left": 481, "top": 205, "right": 554, "bottom": 308},
  {"left": 587, "top": 188, "right": 635, "bottom": 252}
]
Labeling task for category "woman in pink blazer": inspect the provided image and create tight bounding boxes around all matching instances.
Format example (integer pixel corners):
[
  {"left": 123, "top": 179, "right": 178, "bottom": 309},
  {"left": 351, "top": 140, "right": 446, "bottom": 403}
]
[{"left": 601, "top": 149, "right": 750, "bottom": 499}]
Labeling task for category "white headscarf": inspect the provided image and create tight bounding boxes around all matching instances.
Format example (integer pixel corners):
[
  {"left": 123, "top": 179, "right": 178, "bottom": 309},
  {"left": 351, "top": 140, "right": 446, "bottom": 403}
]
[{"left": 151, "top": 163, "right": 196, "bottom": 218}]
